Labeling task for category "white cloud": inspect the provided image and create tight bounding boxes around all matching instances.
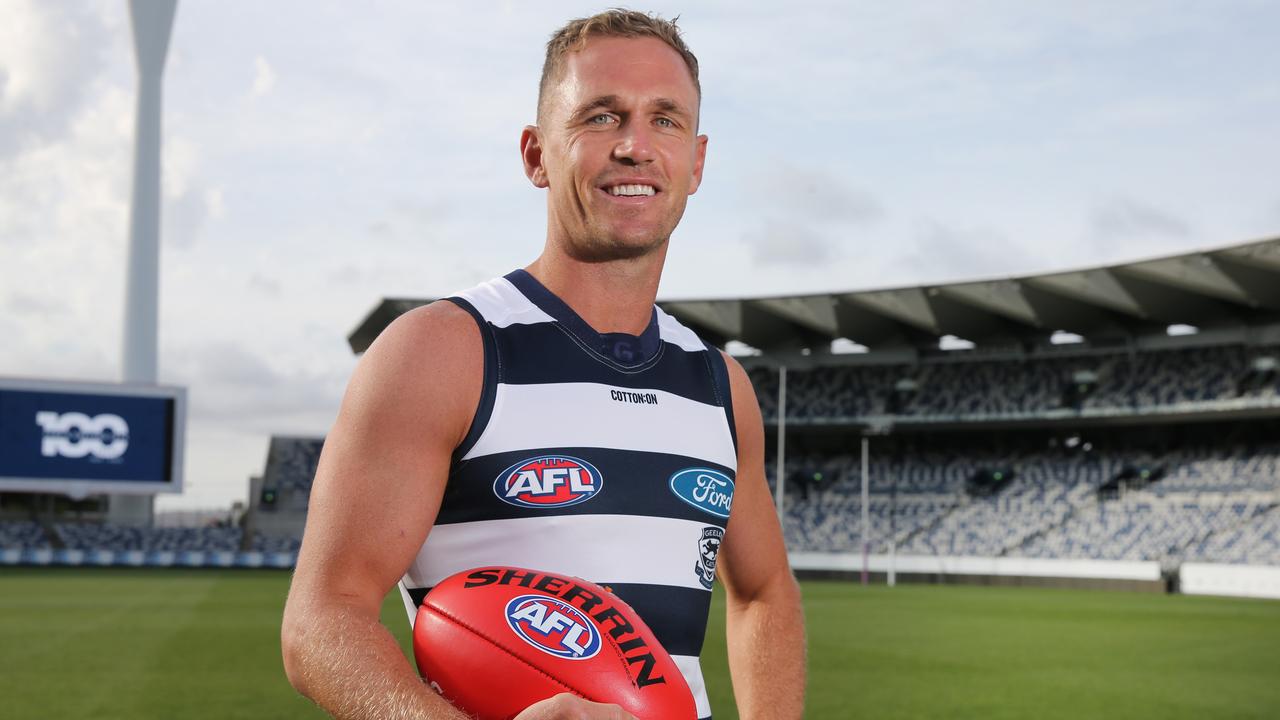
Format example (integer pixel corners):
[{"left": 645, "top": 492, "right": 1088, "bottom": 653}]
[
  {"left": 747, "top": 163, "right": 882, "bottom": 225},
  {"left": 1092, "top": 197, "right": 1191, "bottom": 240},
  {"left": 0, "top": 82, "right": 134, "bottom": 382},
  {"left": 743, "top": 220, "right": 835, "bottom": 267},
  {"left": 0, "top": 1, "right": 119, "bottom": 154},
  {"left": 246, "top": 272, "right": 281, "bottom": 297},
  {"left": 884, "top": 220, "right": 1039, "bottom": 287},
  {"left": 205, "top": 187, "right": 226, "bottom": 220},
  {"left": 737, "top": 162, "right": 882, "bottom": 268},
  {"left": 251, "top": 55, "right": 275, "bottom": 97}
]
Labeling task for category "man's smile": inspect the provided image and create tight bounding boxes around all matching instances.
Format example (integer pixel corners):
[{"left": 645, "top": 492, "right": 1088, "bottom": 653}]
[
  {"left": 607, "top": 184, "right": 656, "bottom": 197},
  {"left": 597, "top": 178, "right": 663, "bottom": 205}
]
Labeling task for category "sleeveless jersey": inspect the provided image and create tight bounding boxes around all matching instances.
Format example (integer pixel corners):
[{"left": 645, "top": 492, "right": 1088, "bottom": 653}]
[{"left": 399, "top": 269, "right": 738, "bottom": 720}]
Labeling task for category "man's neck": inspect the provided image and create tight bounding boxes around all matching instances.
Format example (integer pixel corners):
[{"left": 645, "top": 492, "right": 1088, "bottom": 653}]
[{"left": 524, "top": 245, "right": 667, "bottom": 337}]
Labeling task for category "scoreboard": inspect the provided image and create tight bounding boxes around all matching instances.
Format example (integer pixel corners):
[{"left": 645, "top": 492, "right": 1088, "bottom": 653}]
[{"left": 0, "top": 377, "right": 186, "bottom": 496}]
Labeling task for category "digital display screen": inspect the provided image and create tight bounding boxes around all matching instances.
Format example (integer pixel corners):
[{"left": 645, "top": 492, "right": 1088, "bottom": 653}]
[{"left": 0, "top": 380, "right": 185, "bottom": 493}]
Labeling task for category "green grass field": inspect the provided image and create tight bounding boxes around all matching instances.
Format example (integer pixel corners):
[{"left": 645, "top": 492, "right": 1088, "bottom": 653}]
[{"left": 1, "top": 568, "right": 1278, "bottom": 719}]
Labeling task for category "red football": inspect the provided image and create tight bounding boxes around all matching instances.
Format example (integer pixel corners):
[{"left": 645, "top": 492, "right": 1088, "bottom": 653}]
[{"left": 413, "top": 566, "right": 696, "bottom": 719}]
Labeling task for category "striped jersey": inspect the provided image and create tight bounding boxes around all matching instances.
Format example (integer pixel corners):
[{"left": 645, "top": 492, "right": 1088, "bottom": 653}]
[{"left": 398, "top": 269, "right": 738, "bottom": 719}]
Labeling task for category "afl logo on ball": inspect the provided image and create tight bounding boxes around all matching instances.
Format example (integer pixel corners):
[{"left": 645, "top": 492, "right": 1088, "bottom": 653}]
[
  {"left": 505, "top": 594, "right": 602, "bottom": 660},
  {"left": 494, "top": 455, "right": 603, "bottom": 509}
]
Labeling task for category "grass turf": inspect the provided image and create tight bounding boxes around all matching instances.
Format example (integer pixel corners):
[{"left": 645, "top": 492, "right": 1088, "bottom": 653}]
[{"left": 0, "top": 568, "right": 1277, "bottom": 718}]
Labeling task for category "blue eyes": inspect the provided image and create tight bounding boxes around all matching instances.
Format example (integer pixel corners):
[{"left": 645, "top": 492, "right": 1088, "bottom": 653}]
[{"left": 586, "top": 114, "right": 677, "bottom": 129}]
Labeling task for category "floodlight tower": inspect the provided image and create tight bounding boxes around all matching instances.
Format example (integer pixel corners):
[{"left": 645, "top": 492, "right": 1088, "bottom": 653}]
[{"left": 111, "top": 0, "right": 178, "bottom": 527}]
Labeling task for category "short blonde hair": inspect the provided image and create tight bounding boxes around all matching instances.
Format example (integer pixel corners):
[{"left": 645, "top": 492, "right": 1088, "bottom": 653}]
[{"left": 538, "top": 9, "right": 700, "bottom": 122}]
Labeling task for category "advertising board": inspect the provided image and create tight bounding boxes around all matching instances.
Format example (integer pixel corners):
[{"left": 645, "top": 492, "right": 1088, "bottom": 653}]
[{"left": 0, "top": 377, "right": 186, "bottom": 496}]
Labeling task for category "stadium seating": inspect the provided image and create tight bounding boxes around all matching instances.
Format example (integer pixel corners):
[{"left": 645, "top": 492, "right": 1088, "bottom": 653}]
[
  {"left": 771, "top": 436, "right": 1280, "bottom": 564},
  {"left": 249, "top": 531, "right": 302, "bottom": 554},
  {"left": 52, "top": 523, "right": 242, "bottom": 552},
  {"left": 1017, "top": 492, "right": 1274, "bottom": 562},
  {"left": 12, "top": 341, "right": 1278, "bottom": 575},
  {"left": 746, "top": 341, "right": 1280, "bottom": 569},
  {"left": 1185, "top": 506, "right": 1280, "bottom": 565},
  {"left": 0, "top": 521, "right": 50, "bottom": 549},
  {"left": 260, "top": 436, "right": 325, "bottom": 510},
  {"left": 897, "top": 455, "right": 1113, "bottom": 558},
  {"left": 1152, "top": 444, "right": 1280, "bottom": 493},
  {"left": 750, "top": 343, "right": 1280, "bottom": 422}
]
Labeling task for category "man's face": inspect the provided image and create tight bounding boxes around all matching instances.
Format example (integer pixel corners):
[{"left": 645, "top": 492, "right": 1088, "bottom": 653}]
[{"left": 524, "top": 36, "right": 708, "bottom": 262}]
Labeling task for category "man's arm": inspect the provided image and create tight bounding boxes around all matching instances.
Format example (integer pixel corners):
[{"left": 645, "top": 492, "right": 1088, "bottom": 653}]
[
  {"left": 716, "top": 353, "right": 806, "bottom": 719},
  {"left": 281, "top": 301, "right": 479, "bottom": 719},
  {"left": 280, "top": 302, "right": 638, "bottom": 720}
]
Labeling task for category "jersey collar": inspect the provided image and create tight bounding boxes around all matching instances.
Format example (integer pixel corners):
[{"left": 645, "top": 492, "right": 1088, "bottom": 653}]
[{"left": 505, "top": 268, "right": 662, "bottom": 367}]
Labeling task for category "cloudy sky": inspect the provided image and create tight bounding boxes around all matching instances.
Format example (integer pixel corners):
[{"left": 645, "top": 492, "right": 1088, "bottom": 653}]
[{"left": 2, "top": 0, "right": 1278, "bottom": 510}]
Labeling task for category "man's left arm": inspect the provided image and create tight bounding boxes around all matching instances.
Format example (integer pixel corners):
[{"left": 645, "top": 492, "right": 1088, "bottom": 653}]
[{"left": 716, "top": 352, "right": 807, "bottom": 719}]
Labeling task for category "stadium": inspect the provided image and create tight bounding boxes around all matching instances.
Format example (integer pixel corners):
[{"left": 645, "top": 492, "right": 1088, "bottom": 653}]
[
  {"left": 342, "top": 236, "right": 1280, "bottom": 590},
  {"left": 4, "top": 3, "right": 1280, "bottom": 719},
  {"left": 6, "top": 237, "right": 1280, "bottom": 718}
]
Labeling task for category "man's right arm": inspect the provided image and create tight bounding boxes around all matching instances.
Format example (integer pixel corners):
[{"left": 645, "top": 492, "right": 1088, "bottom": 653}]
[
  {"left": 280, "top": 301, "right": 637, "bottom": 720},
  {"left": 281, "top": 301, "right": 479, "bottom": 719}
]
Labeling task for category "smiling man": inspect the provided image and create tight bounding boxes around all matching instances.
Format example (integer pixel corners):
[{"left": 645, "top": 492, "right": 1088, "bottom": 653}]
[{"left": 282, "top": 10, "right": 805, "bottom": 719}]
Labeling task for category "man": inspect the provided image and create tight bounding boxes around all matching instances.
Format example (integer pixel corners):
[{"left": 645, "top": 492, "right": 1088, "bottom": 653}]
[{"left": 282, "top": 10, "right": 805, "bottom": 719}]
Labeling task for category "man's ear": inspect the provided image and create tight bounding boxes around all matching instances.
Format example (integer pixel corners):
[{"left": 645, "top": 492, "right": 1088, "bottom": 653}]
[
  {"left": 688, "top": 134, "right": 708, "bottom": 195},
  {"left": 521, "top": 125, "right": 549, "bottom": 188}
]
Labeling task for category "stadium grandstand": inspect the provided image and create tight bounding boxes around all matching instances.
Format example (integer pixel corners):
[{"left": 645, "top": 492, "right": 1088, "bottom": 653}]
[
  {"left": 338, "top": 236, "right": 1280, "bottom": 596},
  {"left": 6, "top": 237, "right": 1280, "bottom": 596}
]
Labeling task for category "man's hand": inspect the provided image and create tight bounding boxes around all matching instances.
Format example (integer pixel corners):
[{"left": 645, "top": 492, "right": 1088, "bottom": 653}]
[{"left": 514, "top": 694, "right": 637, "bottom": 720}]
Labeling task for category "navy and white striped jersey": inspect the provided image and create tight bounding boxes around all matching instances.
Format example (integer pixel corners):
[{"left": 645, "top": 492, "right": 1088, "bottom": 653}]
[{"left": 399, "top": 269, "right": 738, "bottom": 719}]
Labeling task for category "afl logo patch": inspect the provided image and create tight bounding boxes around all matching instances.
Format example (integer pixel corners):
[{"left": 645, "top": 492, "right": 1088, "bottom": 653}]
[
  {"left": 669, "top": 468, "right": 734, "bottom": 518},
  {"left": 505, "top": 594, "right": 602, "bottom": 660},
  {"left": 494, "top": 455, "right": 603, "bottom": 509}
]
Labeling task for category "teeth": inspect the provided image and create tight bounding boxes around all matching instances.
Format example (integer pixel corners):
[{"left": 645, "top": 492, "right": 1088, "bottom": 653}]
[{"left": 608, "top": 184, "right": 656, "bottom": 197}]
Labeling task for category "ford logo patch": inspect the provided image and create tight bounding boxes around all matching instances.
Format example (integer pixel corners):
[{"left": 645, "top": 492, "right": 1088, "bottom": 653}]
[{"left": 668, "top": 467, "right": 734, "bottom": 518}]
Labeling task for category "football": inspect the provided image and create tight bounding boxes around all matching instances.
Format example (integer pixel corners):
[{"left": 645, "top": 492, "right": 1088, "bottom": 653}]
[{"left": 413, "top": 566, "right": 697, "bottom": 719}]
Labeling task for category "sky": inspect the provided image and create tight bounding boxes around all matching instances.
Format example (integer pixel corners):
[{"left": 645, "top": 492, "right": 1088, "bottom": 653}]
[{"left": 2, "top": 0, "right": 1278, "bottom": 511}]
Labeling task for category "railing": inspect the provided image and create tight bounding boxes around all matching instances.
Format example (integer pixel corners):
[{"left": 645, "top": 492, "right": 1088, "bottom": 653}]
[{"left": 761, "top": 396, "right": 1280, "bottom": 427}]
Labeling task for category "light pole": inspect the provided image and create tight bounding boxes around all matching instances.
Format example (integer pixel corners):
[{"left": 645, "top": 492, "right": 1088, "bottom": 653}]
[{"left": 111, "top": 0, "right": 178, "bottom": 527}]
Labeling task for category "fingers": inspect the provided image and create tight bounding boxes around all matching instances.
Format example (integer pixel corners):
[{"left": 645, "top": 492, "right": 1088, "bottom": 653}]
[{"left": 513, "top": 692, "right": 639, "bottom": 720}]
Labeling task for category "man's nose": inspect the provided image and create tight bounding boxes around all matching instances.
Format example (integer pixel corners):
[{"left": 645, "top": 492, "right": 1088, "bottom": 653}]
[{"left": 611, "top": 121, "right": 657, "bottom": 165}]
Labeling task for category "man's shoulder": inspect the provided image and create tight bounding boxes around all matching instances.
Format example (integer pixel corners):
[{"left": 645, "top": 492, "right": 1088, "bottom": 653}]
[
  {"left": 719, "top": 351, "right": 753, "bottom": 394},
  {"left": 341, "top": 298, "right": 484, "bottom": 451},
  {"left": 358, "top": 299, "right": 482, "bottom": 396},
  {"left": 382, "top": 299, "right": 478, "bottom": 348}
]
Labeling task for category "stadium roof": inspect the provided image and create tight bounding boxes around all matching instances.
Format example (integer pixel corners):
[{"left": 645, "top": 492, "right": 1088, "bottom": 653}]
[{"left": 348, "top": 236, "right": 1280, "bottom": 354}]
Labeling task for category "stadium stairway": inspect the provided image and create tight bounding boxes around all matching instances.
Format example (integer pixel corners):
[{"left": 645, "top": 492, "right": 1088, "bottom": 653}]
[
  {"left": 1002, "top": 490, "right": 1094, "bottom": 557},
  {"left": 894, "top": 500, "right": 957, "bottom": 551},
  {"left": 1185, "top": 494, "right": 1280, "bottom": 563},
  {"left": 39, "top": 517, "right": 64, "bottom": 550}
]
